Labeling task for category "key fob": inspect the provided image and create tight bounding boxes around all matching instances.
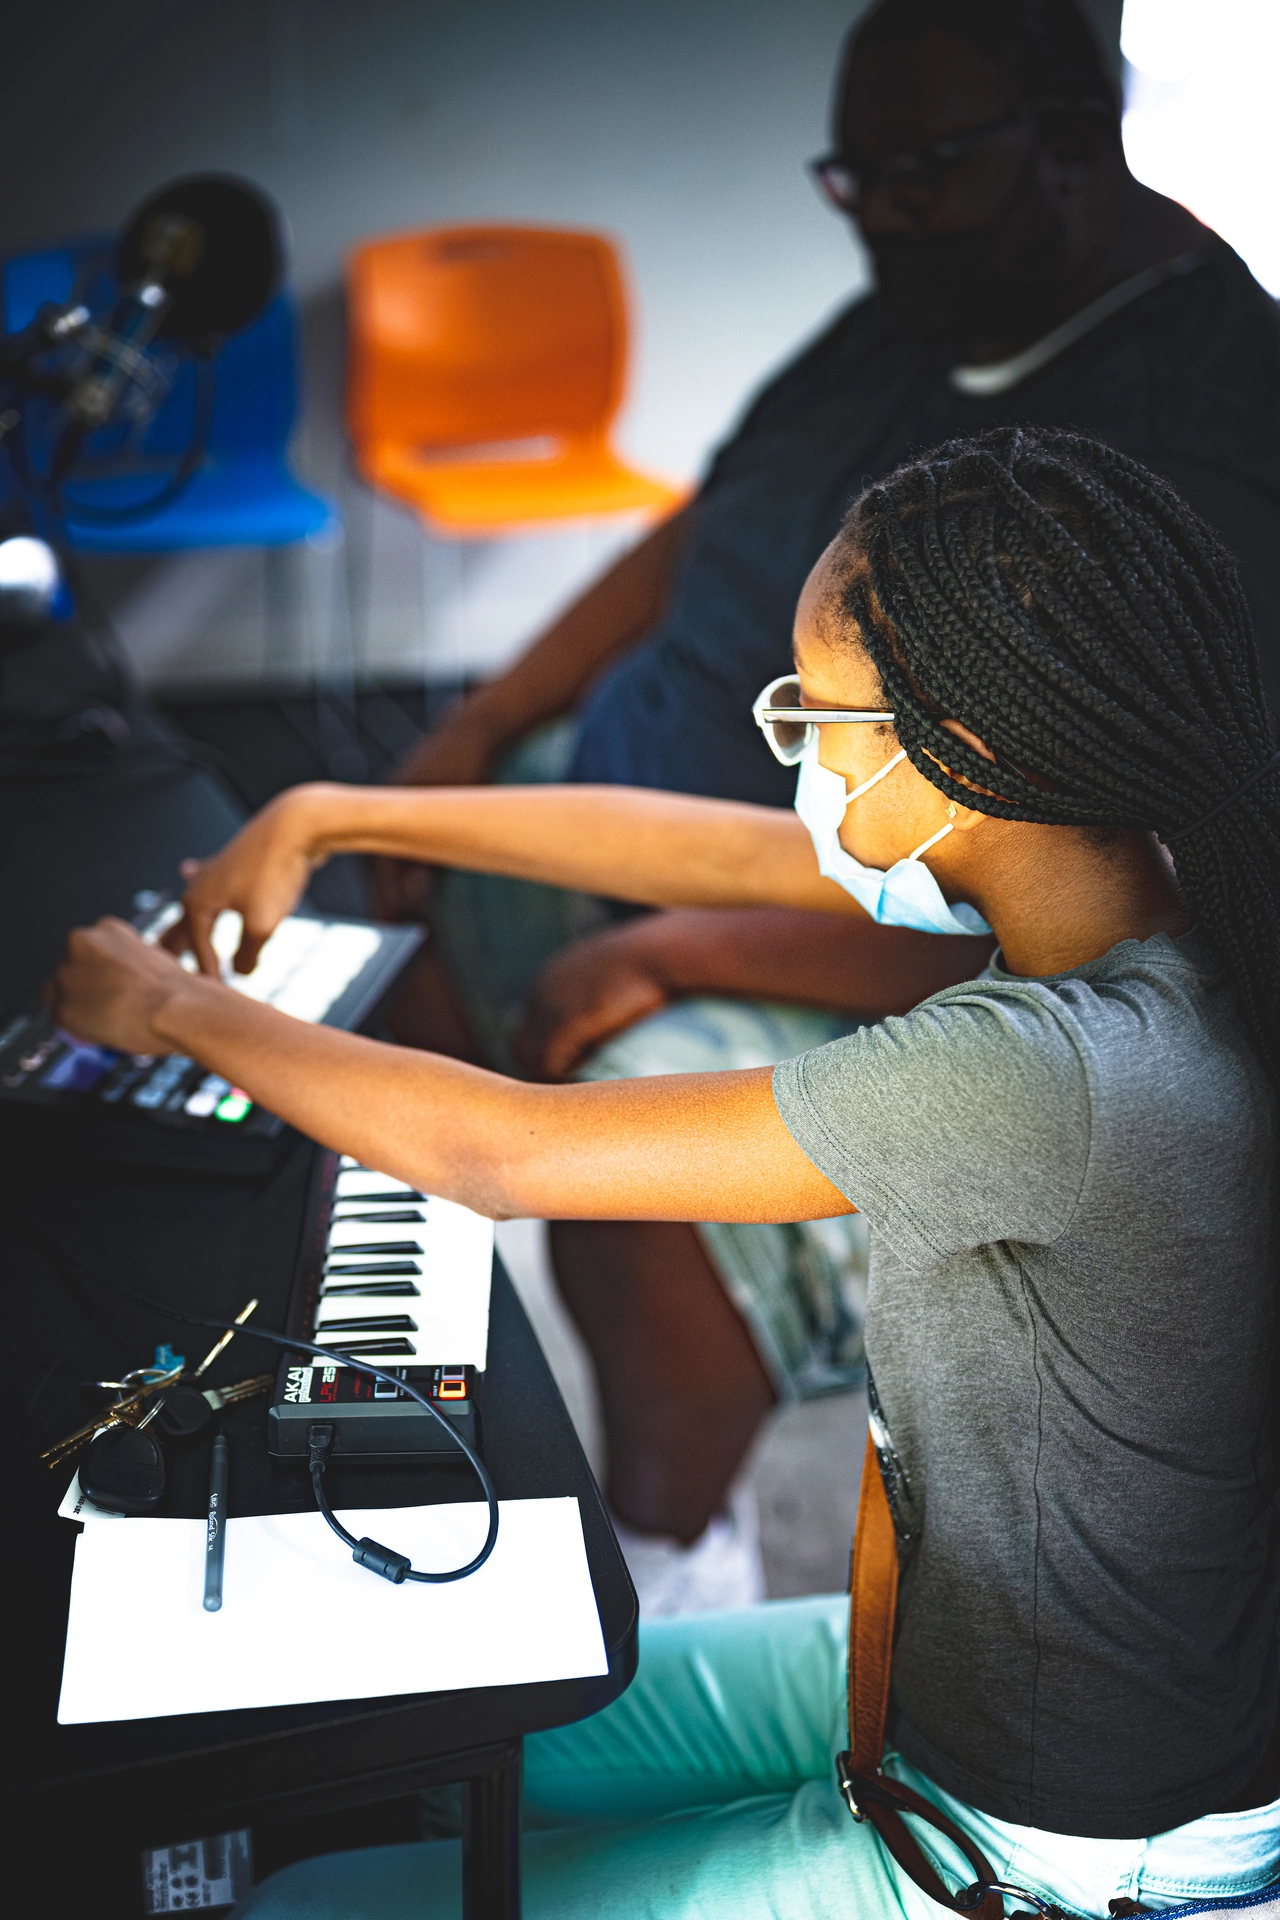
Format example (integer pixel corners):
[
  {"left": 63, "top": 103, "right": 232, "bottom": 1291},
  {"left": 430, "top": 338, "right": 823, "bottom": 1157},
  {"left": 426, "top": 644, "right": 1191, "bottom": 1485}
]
[
  {"left": 81, "top": 1425, "right": 167, "bottom": 1515},
  {"left": 152, "top": 1383, "right": 213, "bottom": 1443}
]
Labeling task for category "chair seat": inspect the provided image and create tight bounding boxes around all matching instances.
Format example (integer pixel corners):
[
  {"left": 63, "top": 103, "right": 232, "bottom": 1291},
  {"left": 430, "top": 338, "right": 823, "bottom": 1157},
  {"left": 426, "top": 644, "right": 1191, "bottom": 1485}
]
[
  {"left": 361, "top": 435, "right": 683, "bottom": 535},
  {"left": 62, "top": 453, "right": 338, "bottom": 552}
]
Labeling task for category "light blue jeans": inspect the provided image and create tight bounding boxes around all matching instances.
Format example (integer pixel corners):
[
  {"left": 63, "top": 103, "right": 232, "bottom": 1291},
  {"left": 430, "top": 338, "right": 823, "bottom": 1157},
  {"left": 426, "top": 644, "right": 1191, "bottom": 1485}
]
[{"left": 233, "top": 1596, "right": 1279, "bottom": 1920}]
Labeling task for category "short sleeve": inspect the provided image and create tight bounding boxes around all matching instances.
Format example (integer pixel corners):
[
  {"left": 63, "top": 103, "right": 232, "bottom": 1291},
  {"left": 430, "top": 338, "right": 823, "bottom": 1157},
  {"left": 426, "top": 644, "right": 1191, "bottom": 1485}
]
[{"left": 773, "top": 984, "right": 1091, "bottom": 1265}]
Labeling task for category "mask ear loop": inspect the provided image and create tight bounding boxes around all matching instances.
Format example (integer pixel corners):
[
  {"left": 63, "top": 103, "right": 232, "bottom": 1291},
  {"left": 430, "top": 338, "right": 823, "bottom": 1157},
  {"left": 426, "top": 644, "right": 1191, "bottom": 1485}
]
[
  {"left": 840, "top": 748, "right": 907, "bottom": 810},
  {"left": 907, "top": 801, "right": 957, "bottom": 863}
]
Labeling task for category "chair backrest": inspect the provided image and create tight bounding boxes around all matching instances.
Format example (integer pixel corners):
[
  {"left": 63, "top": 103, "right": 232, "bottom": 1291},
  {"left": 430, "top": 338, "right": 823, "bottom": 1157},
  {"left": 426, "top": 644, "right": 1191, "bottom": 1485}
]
[
  {"left": 346, "top": 225, "right": 630, "bottom": 452},
  {"left": 1, "top": 240, "right": 300, "bottom": 462}
]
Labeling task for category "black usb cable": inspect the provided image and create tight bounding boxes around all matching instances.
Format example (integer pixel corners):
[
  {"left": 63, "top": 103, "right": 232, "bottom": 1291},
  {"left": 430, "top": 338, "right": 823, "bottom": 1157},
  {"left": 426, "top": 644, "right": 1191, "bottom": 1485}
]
[{"left": 48, "top": 1240, "right": 500, "bottom": 1584}]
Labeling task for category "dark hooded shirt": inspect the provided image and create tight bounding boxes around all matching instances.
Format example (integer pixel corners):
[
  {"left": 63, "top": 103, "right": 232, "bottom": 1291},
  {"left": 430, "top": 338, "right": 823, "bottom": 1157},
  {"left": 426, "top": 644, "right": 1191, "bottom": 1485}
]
[{"left": 572, "top": 240, "right": 1280, "bottom": 805}]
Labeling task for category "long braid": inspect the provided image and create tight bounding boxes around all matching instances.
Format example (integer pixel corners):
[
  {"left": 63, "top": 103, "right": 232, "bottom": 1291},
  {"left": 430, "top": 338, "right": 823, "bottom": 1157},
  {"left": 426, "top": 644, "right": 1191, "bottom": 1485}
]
[{"left": 834, "top": 424, "right": 1280, "bottom": 1079}]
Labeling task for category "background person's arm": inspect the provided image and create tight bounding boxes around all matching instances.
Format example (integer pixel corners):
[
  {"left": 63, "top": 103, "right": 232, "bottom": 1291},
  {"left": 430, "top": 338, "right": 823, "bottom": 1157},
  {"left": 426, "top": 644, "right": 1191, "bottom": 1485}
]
[
  {"left": 54, "top": 922, "right": 853, "bottom": 1226},
  {"left": 514, "top": 908, "right": 997, "bottom": 1078},
  {"left": 371, "top": 506, "right": 692, "bottom": 919},
  {"left": 392, "top": 507, "right": 693, "bottom": 789}
]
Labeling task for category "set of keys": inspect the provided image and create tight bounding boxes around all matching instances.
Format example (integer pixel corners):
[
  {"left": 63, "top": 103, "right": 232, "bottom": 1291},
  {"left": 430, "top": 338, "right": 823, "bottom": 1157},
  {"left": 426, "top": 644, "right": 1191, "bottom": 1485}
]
[{"left": 41, "top": 1299, "right": 273, "bottom": 1473}]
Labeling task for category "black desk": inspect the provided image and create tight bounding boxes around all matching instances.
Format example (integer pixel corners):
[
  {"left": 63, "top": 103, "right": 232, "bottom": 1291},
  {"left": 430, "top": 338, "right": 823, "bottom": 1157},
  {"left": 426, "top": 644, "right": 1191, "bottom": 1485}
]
[{"left": 6, "top": 742, "right": 638, "bottom": 1918}]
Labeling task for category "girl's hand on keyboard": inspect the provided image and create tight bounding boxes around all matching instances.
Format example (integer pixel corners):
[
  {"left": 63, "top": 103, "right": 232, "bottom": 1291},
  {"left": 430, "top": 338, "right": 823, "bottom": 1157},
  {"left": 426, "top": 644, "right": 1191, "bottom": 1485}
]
[
  {"left": 166, "top": 790, "right": 325, "bottom": 978},
  {"left": 52, "top": 919, "right": 198, "bottom": 1054}
]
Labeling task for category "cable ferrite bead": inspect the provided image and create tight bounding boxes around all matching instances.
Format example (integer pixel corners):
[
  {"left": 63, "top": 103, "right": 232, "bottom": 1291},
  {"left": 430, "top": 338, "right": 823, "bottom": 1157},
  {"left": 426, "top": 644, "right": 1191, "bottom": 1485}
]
[{"left": 352, "top": 1537, "right": 412, "bottom": 1583}]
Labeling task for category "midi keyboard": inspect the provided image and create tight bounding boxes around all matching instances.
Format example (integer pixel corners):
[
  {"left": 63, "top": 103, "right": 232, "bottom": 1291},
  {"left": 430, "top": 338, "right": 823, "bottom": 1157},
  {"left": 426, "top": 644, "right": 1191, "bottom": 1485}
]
[{"left": 269, "top": 1149, "right": 494, "bottom": 1462}]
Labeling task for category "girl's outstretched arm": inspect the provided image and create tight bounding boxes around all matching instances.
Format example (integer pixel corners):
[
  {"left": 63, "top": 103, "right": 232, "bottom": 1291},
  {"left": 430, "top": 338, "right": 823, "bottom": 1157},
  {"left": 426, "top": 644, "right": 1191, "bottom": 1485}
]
[
  {"left": 169, "top": 780, "right": 860, "bottom": 977},
  {"left": 53, "top": 919, "right": 854, "bottom": 1226}
]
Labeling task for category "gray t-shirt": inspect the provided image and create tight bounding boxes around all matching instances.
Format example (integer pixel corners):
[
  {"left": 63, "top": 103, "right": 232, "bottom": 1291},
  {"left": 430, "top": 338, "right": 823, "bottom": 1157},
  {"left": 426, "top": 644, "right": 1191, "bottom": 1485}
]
[{"left": 773, "top": 928, "right": 1278, "bottom": 1838}]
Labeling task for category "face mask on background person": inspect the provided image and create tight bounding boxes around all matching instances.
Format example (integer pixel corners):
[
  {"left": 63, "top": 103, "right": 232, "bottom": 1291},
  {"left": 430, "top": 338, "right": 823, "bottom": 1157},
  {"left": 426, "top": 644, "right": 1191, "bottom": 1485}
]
[
  {"left": 865, "top": 160, "right": 1068, "bottom": 346},
  {"left": 794, "top": 737, "right": 991, "bottom": 936}
]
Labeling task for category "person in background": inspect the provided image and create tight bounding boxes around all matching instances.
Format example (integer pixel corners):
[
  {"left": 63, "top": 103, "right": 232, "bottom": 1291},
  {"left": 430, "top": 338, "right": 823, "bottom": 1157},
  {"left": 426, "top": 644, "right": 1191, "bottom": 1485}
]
[{"left": 374, "top": 0, "right": 1280, "bottom": 1609}]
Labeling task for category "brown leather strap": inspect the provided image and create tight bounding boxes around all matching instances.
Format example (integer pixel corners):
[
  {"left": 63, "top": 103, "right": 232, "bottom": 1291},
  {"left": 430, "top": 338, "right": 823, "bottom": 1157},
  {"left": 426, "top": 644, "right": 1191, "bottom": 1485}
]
[
  {"left": 841, "top": 1426, "right": 1008, "bottom": 1920},
  {"left": 848, "top": 1771, "right": 1008, "bottom": 1913},
  {"left": 848, "top": 1425, "right": 899, "bottom": 1774}
]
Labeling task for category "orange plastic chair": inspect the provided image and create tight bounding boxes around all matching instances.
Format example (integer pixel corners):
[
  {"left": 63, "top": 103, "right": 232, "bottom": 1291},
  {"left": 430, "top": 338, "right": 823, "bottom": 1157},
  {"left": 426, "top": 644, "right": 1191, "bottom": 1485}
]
[{"left": 346, "top": 225, "right": 683, "bottom": 536}]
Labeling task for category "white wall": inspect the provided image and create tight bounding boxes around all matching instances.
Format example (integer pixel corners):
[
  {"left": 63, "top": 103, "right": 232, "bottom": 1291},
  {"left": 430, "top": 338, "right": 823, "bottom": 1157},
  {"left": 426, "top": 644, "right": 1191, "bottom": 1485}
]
[
  {"left": 2, "top": 0, "right": 1121, "bottom": 691},
  {"left": 1120, "top": 0, "right": 1279, "bottom": 297}
]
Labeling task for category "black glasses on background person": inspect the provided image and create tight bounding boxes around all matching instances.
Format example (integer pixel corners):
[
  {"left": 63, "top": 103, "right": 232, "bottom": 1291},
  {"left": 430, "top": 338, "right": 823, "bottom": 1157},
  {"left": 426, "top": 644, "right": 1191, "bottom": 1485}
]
[{"left": 809, "top": 98, "right": 1113, "bottom": 213}]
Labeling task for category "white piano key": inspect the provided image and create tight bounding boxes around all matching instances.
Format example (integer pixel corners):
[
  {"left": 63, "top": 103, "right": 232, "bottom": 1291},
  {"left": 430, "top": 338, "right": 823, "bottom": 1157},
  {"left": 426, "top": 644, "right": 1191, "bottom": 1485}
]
[
  {"left": 331, "top": 1217, "right": 425, "bottom": 1236},
  {"left": 332, "top": 1197, "right": 423, "bottom": 1215},
  {"left": 328, "top": 1221, "right": 426, "bottom": 1251},
  {"left": 334, "top": 1169, "right": 421, "bottom": 1199}
]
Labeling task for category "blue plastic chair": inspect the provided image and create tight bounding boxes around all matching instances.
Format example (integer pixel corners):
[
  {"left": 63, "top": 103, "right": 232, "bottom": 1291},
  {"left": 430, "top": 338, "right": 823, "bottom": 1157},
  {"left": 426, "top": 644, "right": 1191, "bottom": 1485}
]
[{"left": 2, "top": 242, "right": 337, "bottom": 552}]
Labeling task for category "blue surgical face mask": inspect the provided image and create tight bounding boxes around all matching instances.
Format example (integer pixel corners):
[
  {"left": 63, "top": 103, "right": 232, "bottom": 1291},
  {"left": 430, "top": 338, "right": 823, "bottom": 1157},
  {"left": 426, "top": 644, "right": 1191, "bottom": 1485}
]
[{"left": 794, "top": 738, "right": 991, "bottom": 936}]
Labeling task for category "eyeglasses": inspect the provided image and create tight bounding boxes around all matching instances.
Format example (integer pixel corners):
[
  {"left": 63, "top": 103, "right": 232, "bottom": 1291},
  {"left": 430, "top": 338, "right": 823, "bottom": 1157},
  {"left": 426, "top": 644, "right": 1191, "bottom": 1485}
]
[
  {"left": 753, "top": 674, "right": 893, "bottom": 766},
  {"left": 809, "top": 100, "right": 1063, "bottom": 213}
]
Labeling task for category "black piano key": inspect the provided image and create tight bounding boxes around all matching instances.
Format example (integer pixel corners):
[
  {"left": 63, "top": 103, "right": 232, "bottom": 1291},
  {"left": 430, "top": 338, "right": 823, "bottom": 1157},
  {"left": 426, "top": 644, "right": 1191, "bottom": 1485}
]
[
  {"left": 331, "top": 1209, "right": 426, "bottom": 1224},
  {"left": 315, "top": 1314, "right": 420, "bottom": 1334},
  {"left": 321, "top": 1280, "right": 421, "bottom": 1297},
  {"left": 325, "top": 1260, "right": 422, "bottom": 1276},
  {"left": 322, "top": 1337, "right": 417, "bottom": 1356},
  {"left": 326, "top": 1240, "right": 423, "bottom": 1257}
]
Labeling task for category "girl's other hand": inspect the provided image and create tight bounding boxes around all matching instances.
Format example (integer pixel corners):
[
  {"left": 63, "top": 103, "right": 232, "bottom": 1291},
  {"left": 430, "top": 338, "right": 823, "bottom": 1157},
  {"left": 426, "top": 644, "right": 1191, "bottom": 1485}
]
[{"left": 164, "top": 788, "right": 326, "bottom": 978}]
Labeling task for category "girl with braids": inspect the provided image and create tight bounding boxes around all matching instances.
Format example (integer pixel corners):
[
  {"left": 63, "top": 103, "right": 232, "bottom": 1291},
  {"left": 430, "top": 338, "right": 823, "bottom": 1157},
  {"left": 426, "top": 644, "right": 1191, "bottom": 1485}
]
[{"left": 56, "top": 426, "right": 1279, "bottom": 1918}]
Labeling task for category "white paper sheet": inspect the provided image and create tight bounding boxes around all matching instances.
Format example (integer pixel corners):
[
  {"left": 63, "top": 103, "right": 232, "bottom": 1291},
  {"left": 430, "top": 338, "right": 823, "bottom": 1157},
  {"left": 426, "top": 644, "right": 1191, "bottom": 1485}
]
[{"left": 58, "top": 1496, "right": 607, "bottom": 1724}]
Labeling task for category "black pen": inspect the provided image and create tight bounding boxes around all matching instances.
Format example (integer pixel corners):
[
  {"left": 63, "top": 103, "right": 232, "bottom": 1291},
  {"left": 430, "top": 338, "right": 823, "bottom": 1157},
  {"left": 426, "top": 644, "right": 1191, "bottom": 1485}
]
[{"left": 204, "top": 1433, "right": 229, "bottom": 1612}]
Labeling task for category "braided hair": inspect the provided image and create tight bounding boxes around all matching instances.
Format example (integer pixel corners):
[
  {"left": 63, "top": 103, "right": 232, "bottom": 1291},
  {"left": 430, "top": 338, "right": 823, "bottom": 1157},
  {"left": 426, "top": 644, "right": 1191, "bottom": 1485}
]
[{"left": 831, "top": 424, "right": 1280, "bottom": 1078}]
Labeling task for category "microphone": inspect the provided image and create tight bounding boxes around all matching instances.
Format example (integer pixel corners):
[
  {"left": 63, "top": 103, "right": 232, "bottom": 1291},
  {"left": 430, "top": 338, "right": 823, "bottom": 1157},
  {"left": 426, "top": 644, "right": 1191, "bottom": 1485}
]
[
  {"left": 51, "top": 216, "right": 202, "bottom": 477},
  {"left": 50, "top": 175, "right": 282, "bottom": 481}
]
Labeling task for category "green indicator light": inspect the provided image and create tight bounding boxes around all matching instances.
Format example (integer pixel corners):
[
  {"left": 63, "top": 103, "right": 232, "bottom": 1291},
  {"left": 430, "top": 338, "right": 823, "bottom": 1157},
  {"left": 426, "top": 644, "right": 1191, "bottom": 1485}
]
[{"left": 215, "top": 1092, "right": 252, "bottom": 1123}]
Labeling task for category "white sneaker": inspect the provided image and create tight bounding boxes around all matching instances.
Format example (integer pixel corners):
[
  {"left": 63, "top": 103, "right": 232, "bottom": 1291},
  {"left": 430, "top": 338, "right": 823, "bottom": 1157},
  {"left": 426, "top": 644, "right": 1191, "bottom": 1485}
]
[{"left": 612, "top": 1481, "right": 766, "bottom": 1617}]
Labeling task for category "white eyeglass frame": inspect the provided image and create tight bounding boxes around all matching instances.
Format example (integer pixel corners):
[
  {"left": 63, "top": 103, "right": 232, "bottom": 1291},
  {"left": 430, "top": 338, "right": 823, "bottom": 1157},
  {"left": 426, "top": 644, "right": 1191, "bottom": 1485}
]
[{"left": 753, "top": 673, "right": 894, "bottom": 766}]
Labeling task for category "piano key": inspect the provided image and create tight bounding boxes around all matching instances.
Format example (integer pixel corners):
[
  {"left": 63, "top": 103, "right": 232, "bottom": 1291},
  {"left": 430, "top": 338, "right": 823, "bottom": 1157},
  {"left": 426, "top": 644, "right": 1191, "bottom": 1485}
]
[
  {"left": 314, "top": 1313, "right": 419, "bottom": 1335},
  {"left": 319, "top": 1290, "right": 426, "bottom": 1313},
  {"left": 326, "top": 1327, "right": 486, "bottom": 1355},
  {"left": 325, "top": 1259, "right": 422, "bottom": 1277},
  {"left": 329, "top": 1217, "right": 427, "bottom": 1244},
  {"left": 334, "top": 1191, "right": 422, "bottom": 1203},
  {"left": 333, "top": 1193, "right": 426, "bottom": 1213},
  {"left": 333, "top": 1195, "right": 424, "bottom": 1209},
  {"left": 330, "top": 1208, "right": 426, "bottom": 1224},
  {"left": 331, "top": 1220, "right": 423, "bottom": 1239},
  {"left": 335, "top": 1170, "right": 424, "bottom": 1200},
  {"left": 320, "top": 1336, "right": 417, "bottom": 1357},
  {"left": 320, "top": 1279, "right": 421, "bottom": 1298},
  {"left": 326, "top": 1239, "right": 423, "bottom": 1260}
]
